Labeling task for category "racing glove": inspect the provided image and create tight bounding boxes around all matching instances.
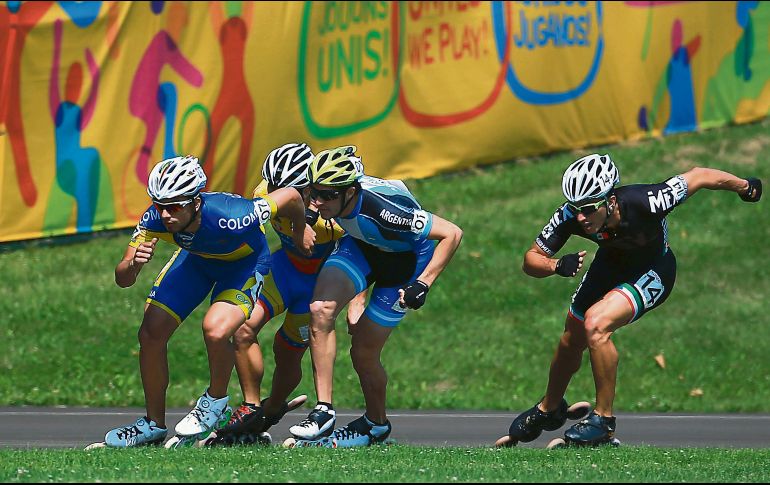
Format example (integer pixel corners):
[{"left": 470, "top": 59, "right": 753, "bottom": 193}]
[
  {"left": 555, "top": 253, "right": 581, "bottom": 277},
  {"left": 305, "top": 207, "right": 320, "bottom": 225},
  {"left": 739, "top": 177, "right": 762, "bottom": 203},
  {"left": 400, "top": 280, "right": 430, "bottom": 310}
]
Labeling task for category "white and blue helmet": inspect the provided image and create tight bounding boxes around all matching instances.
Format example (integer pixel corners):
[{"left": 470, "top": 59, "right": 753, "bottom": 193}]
[
  {"left": 562, "top": 154, "right": 620, "bottom": 202},
  {"left": 262, "top": 143, "right": 314, "bottom": 188},
  {"left": 147, "top": 156, "right": 207, "bottom": 201}
]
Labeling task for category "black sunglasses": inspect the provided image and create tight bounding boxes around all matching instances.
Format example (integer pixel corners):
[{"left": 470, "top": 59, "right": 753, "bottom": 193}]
[
  {"left": 567, "top": 198, "right": 607, "bottom": 216},
  {"left": 308, "top": 186, "right": 342, "bottom": 202}
]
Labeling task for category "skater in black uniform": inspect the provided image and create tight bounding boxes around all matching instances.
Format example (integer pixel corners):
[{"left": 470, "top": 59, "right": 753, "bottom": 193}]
[{"left": 499, "top": 154, "right": 762, "bottom": 447}]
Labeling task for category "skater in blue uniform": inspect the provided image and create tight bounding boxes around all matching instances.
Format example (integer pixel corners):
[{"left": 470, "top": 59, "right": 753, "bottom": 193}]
[
  {"left": 287, "top": 146, "right": 463, "bottom": 448},
  {"left": 100, "top": 155, "right": 308, "bottom": 448}
]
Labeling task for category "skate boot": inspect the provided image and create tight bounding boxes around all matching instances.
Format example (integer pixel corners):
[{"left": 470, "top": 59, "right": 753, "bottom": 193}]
[
  {"left": 207, "top": 401, "right": 267, "bottom": 447},
  {"left": 98, "top": 416, "right": 167, "bottom": 448},
  {"left": 561, "top": 411, "right": 618, "bottom": 447},
  {"left": 284, "top": 415, "right": 391, "bottom": 449},
  {"left": 288, "top": 403, "right": 336, "bottom": 440},
  {"left": 510, "top": 398, "right": 573, "bottom": 441},
  {"left": 495, "top": 398, "right": 591, "bottom": 447},
  {"left": 218, "top": 402, "right": 266, "bottom": 435},
  {"left": 165, "top": 391, "right": 231, "bottom": 448},
  {"left": 261, "top": 394, "right": 308, "bottom": 432}
]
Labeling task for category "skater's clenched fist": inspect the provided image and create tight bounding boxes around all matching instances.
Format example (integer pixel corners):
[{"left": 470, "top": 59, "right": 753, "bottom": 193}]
[{"left": 134, "top": 238, "right": 158, "bottom": 265}]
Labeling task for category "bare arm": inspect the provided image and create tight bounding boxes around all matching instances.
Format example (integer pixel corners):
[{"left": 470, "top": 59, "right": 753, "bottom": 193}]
[
  {"left": 523, "top": 243, "right": 558, "bottom": 278},
  {"left": 115, "top": 238, "right": 158, "bottom": 288},
  {"left": 267, "top": 187, "right": 310, "bottom": 255},
  {"left": 415, "top": 214, "right": 463, "bottom": 287},
  {"left": 523, "top": 243, "right": 586, "bottom": 279},
  {"left": 397, "top": 214, "right": 462, "bottom": 309},
  {"left": 680, "top": 167, "right": 751, "bottom": 198}
]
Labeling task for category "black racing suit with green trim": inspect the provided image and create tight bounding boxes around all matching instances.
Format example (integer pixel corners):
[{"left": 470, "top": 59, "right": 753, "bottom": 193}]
[{"left": 534, "top": 176, "right": 688, "bottom": 321}]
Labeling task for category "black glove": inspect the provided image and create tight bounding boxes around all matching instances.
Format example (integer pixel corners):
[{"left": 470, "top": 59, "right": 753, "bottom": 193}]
[
  {"left": 739, "top": 177, "right": 762, "bottom": 203},
  {"left": 305, "top": 207, "right": 320, "bottom": 225},
  {"left": 400, "top": 280, "right": 430, "bottom": 310},
  {"left": 555, "top": 253, "right": 581, "bottom": 277}
]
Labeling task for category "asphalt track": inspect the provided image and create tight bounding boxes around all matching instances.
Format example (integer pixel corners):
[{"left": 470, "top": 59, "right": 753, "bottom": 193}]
[{"left": 2, "top": 407, "right": 769, "bottom": 449}]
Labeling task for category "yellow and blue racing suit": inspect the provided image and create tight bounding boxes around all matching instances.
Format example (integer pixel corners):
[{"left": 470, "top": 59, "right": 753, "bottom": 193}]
[
  {"left": 129, "top": 192, "right": 276, "bottom": 324},
  {"left": 252, "top": 181, "right": 345, "bottom": 350}
]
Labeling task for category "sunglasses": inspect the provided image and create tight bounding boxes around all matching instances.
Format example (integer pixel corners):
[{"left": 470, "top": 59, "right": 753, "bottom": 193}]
[
  {"left": 567, "top": 198, "right": 607, "bottom": 216},
  {"left": 153, "top": 199, "right": 194, "bottom": 213},
  {"left": 308, "top": 186, "right": 342, "bottom": 202}
]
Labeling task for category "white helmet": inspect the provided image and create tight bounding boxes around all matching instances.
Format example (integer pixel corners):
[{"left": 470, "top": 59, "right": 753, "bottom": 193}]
[
  {"left": 147, "top": 156, "right": 207, "bottom": 201},
  {"left": 562, "top": 154, "right": 620, "bottom": 202},
  {"left": 262, "top": 143, "right": 314, "bottom": 188}
]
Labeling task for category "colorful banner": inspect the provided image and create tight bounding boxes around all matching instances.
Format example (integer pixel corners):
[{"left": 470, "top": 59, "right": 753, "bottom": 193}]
[{"left": 1, "top": 1, "right": 769, "bottom": 243}]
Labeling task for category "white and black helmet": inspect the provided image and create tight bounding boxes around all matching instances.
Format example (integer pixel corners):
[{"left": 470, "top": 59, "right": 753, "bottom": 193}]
[
  {"left": 262, "top": 143, "right": 314, "bottom": 189},
  {"left": 562, "top": 154, "right": 620, "bottom": 202},
  {"left": 147, "top": 156, "right": 207, "bottom": 201}
]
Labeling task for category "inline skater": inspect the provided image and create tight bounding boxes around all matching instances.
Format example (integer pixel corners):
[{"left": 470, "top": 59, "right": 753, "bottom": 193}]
[
  {"left": 211, "top": 142, "right": 352, "bottom": 444},
  {"left": 502, "top": 154, "right": 761, "bottom": 447},
  {"left": 287, "top": 146, "right": 463, "bottom": 448},
  {"left": 100, "top": 155, "right": 308, "bottom": 448}
]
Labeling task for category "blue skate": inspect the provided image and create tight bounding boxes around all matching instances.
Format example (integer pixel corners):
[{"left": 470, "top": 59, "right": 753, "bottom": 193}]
[{"left": 546, "top": 411, "right": 620, "bottom": 448}]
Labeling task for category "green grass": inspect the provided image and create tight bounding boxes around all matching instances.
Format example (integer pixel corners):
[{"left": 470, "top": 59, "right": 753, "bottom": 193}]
[
  {"left": 2, "top": 446, "right": 769, "bottom": 482},
  {"left": 1, "top": 120, "right": 768, "bottom": 412}
]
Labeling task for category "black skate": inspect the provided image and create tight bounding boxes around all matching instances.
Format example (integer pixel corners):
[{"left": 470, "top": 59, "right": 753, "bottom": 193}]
[
  {"left": 206, "top": 402, "right": 267, "bottom": 447},
  {"left": 218, "top": 402, "right": 266, "bottom": 435},
  {"left": 495, "top": 398, "right": 591, "bottom": 448},
  {"left": 262, "top": 394, "right": 308, "bottom": 432},
  {"left": 206, "top": 395, "right": 308, "bottom": 447},
  {"left": 546, "top": 411, "right": 620, "bottom": 449}
]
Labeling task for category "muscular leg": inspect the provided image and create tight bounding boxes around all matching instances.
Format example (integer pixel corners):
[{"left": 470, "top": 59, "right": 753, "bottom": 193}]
[
  {"left": 308, "top": 267, "right": 358, "bottom": 404},
  {"left": 582, "top": 291, "right": 635, "bottom": 417},
  {"left": 233, "top": 305, "right": 270, "bottom": 404},
  {"left": 137, "top": 304, "right": 180, "bottom": 428},
  {"left": 541, "top": 314, "right": 588, "bottom": 412},
  {"left": 349, "top": 315, "right": 393, "bottom": 423},
  {"left": 202, "top": 301, "right": 249, "bottom": 398},
  {"left": 263, "top": 334, "right": 306, "bottom": 416},
  {"left": 346, "top": 290, "right": 368, "bottom": 335}
]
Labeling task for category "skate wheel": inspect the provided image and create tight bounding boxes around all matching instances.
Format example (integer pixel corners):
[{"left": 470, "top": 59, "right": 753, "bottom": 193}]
[
  {"left": 257, "top": 432, "right": 272, "bottom": 445},
  {"left": 566, "top": 401, "right": 592, "bottom": 420},
  {"left": 282, "top": 437, "right": 297, "bottom": 448},
  {"left": 610, "top": 438, "right": 621, "bottom": 447},
  {"left": 163, "top": 436, "right": 181, "bottom": 449},
  {"left": 84, "top": 442, "right": 106, "bottom": 451},
  {"left": 546, "top": 438, "right": 567, "bottom": 449},
  {"left": 494, "top": 435, "right": 518, "bottom": 448},
  {"left": 198, "top": 431, "right": 218, "bottom": 447},
  {"left": 287, "top": 394, "right": 308, "bottom": 411}
]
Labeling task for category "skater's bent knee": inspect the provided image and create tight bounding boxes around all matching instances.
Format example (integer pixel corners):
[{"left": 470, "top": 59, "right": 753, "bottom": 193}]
[
  {"left": 309, "top": 300, "right": 338, "bottom": 323},
  {"left": 138, "top": 323, "right": 174, "bottom": 346},
  {"left": 203, "top": 325, "right": 232, "bottom": 345},
  {"left": 234, "top": 325, "right": 256, "bottom": 348},
  {"left": 560, "top": 331, "right": 587, "bottom": 352}
]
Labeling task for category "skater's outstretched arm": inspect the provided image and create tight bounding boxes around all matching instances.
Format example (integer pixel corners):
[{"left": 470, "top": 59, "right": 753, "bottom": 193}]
[{"left": 678, "top": 167, "right": 761, "bottom": 201}]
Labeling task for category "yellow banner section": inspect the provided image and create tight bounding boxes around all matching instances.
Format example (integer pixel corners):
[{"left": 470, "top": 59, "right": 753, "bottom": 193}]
[{"left": 1, "top": 1, "right": 769, "bottom": 242}]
